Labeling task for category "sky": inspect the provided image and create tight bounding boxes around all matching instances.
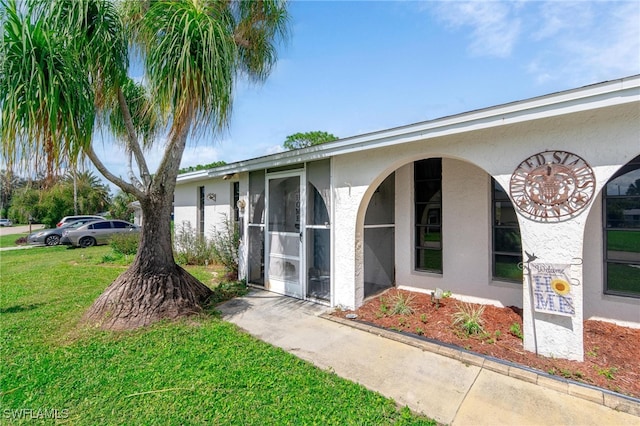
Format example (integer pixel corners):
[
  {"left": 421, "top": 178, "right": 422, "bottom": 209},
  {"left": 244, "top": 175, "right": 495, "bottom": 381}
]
[{"left": 94, "top": 0, "right": 640, "bottom": 192}]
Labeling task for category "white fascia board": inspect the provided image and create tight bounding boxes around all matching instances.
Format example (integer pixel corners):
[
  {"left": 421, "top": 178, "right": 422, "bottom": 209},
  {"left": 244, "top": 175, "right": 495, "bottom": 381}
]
[{"left": 179, "top": 75, "right": 639, "bottom": 182}]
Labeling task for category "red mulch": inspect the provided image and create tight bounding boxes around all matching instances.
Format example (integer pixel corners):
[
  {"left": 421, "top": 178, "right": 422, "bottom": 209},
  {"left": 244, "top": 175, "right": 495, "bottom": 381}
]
[{"left": 334, "top": 288, "right": 640, "bottom": 399}]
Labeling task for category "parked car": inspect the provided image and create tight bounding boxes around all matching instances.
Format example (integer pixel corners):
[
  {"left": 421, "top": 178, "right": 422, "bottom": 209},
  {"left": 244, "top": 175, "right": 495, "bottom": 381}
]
[
  {"left": 60, "top": 219, "right": 140, "bottom": 248},
  {"left": 0, "top": 219, "right": 13, "bottom": 227},
  {"left": 27, "top": 218, "right": 102, "bottom": 246},
  {"left": 56, "top": 215, "right": 104, "bottom": 228}
]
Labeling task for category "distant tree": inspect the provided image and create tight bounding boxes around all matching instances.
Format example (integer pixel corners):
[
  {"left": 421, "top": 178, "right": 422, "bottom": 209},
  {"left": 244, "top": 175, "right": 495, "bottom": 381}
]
[
  {"left": 626, "top": 179, "right": 640, "bottom": 196},
  {"left": 8, "top": 172, "right": 110, "bottom": 227},
  {"left": 179, "top": 161, "right": 227, "bottom": 175},
  {"left": 0, "top": 169, "right": 25, "bottom": 217},
  {"left": 7, "top": 186, "right": 41, "bottom": 224},
  {"left": 62, "top": 171, "right": 111, "bottom": 215},
  {"left": 283, "top": 131, "right": 337, "bottom": 150},
  {"left": 110, "top": 190, "right": 137, "bottom": 221}
]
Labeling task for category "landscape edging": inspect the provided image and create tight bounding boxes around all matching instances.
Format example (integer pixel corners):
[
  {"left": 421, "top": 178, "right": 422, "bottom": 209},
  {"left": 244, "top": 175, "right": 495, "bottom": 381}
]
[{"left": 321, "top": 313, "right": 640, "bottom": 418}]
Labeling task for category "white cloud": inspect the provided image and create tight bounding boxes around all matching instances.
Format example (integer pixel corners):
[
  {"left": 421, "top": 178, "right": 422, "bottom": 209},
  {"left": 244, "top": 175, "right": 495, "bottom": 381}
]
[
  {"left": 525, "top": 1, "right": 640, "bottom": 86},
  {"left": 433, "top": 1, "right": 523, "bottom": 58},
  {"left": 265, "top": 144, "right": 285, "bottom": 156},
  {"left": 180, "top": 145, "right": 222, "bottom": 168},
  {"left": 431, "top": 1, "right": 640, "bottom": 85}
]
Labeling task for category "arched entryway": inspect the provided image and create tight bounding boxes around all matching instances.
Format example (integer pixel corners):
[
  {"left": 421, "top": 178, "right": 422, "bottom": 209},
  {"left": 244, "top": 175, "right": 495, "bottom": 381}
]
[{"left": 363, "top": 172, "right": 395, "bottom": 298}]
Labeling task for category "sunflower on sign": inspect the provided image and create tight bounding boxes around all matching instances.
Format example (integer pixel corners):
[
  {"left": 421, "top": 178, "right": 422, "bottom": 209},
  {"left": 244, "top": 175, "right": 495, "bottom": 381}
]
[{"left": 551, "top": 279, "right": 571, "bottom": 296}]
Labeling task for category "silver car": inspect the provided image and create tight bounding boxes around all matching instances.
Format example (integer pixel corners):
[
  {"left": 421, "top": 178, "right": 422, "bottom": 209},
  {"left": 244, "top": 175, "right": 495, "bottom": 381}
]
[
  {"left": 28, "top": 218, "right": 101, "bottom": 246},
  {"left": 61, "top": 219, "right": 139, "bottom": 248}
]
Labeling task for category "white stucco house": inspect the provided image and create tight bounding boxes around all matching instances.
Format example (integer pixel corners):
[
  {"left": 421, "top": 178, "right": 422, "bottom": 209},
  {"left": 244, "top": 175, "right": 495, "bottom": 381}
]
[{"left": 175, "top": 75, "right": 640, "bottom": 361}]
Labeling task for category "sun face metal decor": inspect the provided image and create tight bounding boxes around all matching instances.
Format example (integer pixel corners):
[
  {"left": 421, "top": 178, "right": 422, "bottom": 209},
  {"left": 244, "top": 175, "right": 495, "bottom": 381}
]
[{"left": 510, "top": 151, "right": 596, "bottom": 222}]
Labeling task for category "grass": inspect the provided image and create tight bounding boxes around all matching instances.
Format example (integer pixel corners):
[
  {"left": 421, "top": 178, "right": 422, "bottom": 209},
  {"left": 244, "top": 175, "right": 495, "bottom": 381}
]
[
  {"left": 451, "top": 303, "right": 485, "bottom": 335},
  {"left": 0, "top": 233, "right": 28, "bottom": 248},
  {"left": 607, "top": 230, "right": 640, "bottom": 252},
  {"left": 0, "top": 246, "right": 435, "bottom": 425}
]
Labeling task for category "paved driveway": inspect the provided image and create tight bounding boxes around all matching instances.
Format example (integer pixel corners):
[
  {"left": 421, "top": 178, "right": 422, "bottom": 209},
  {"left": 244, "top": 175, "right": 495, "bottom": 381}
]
[{"left": 0, "top": 224, "right": 44, "bottom": 236}]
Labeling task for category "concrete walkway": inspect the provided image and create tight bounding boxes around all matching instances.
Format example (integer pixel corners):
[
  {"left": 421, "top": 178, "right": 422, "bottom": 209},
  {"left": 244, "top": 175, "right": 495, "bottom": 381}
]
[{"left": 218, "top": 289, "right": 640, "bottom": 425}]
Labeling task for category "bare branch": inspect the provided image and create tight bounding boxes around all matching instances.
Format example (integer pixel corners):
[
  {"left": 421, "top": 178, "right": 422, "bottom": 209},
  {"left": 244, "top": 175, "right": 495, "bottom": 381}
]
[
  {"left": 85, "top": 145, "right": 146, "bottom": 200},
  {"left": 116, "top": 86, "right": 152, "bottom": 188}
]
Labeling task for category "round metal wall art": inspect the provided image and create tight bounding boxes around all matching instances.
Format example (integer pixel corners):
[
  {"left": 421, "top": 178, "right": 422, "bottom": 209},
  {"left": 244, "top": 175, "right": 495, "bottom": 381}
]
[{"left": 509, "top": 150, "right": 596, "bottom": 222}]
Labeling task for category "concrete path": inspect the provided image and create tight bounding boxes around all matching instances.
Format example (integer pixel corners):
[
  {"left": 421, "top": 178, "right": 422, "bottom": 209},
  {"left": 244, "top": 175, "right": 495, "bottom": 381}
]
[
  {"left": 218, "top": 289, "right": 640, "bottom": 425},
  {"left": 0, "top": 224, "right": 44, "bottom": 237}
]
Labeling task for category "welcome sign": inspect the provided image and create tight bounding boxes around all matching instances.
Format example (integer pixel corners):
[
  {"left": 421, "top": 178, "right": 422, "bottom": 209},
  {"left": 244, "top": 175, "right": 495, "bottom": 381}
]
[{"left": 530, "top": 263, "right": 575, "bottom": 317}]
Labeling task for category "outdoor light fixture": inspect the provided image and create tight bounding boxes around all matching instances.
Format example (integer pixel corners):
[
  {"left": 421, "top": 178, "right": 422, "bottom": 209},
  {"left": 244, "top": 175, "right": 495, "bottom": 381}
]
[
  {"left": 431, "top": 287, "right": 444, "bottom": 309},
  {"left": 207, "top": 193, "right": 216, "bottom": 201}
]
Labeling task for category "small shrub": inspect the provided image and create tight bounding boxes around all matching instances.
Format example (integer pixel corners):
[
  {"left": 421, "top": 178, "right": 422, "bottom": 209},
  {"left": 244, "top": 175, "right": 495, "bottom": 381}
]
[
  {"left": 174, "top": 221, "right": 214, "bottom": 265},
  {"left": 209, "top": 215, "right": 240, "bottom": 281},
  {"left": 420, "top": 313, "right": 428, "bottom": 323},
  {"left": 378, "top": 298, "right": 389, "bottom": 315},
  {"left": 595, "top": 366, "right": 617, "bottom": 380},
  {"left": 452, "top": 303, "right": 485, "bottom": 335},
  {"left": 110, "top": 233, "right": 139, "bottom": 255},
  {"left": 415, "top": 327, "right": 424, "bottom": 336},
  {"left": 207, "top": 280, "right": 248, "bottom": 305},
  {"left": 559, "top": 369, "right": 573, "bottom": 378},
  {"left": 389, "top": 292, "right": 415, "bottom": 315},
  {"left": 509, "top": 322, "right": 523, "bottom": 340},
  {"left": 14, "top": 236, "right": 27, "bottom": 245}
]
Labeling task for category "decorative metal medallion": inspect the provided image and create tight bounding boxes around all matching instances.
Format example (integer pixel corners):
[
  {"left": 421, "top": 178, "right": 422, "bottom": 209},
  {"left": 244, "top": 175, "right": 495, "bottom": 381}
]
[{"left": 510, "top": 151, "right": 595, "bottom": 222}]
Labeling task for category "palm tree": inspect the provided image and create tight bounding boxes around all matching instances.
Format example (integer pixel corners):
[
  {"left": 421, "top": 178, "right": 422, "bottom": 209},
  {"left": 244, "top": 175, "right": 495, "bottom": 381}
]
[
  {"left": 1, "top": 0, "right": 289, "bottom": 329},
  {"left": 62, "top": 170, "right": 111, "bottom": 214}
]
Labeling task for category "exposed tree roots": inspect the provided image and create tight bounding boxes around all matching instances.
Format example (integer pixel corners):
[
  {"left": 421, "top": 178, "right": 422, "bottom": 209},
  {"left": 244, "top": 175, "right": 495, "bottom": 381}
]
[{"left": 82, "top": 265, "right": 213, "bottom": 330}]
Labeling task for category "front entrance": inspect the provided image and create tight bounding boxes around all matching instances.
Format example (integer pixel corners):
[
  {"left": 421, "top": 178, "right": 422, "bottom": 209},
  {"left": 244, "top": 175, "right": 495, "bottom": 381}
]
[{"left": 266, "top": 172, "right": 305, "bottom": 298}]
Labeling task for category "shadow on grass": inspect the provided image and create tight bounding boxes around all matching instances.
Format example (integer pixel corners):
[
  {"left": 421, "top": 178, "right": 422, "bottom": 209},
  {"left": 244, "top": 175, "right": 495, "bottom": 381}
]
[{"left": 0, "top": 303, "right": 44, "bottom": 314}]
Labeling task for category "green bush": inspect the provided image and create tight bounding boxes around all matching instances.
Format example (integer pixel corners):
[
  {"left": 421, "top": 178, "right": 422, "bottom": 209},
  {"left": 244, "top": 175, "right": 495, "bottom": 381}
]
[
  {"left": 452, "top": 303, "right": 486, "bottom": 335},
  {"left": 210, "top": 214, "right": 239, "bottom": 281},
  {"left": 109, "top": 233, "right": 140, "bottom": 255},
  {"left": 173, "top": 217, "right": 240, "bottom": 280},
  {"left": 208, "top": 280, "right": 248, "bottom": 305},
  {"left": 174, "top": 221, "right": 214, "bottom": 265}
]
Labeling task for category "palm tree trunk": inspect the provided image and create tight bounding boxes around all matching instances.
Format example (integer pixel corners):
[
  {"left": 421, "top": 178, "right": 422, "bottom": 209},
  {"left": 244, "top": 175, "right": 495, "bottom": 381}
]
[{"left": 83, "top": 191, "right": 212, "bottom": 330}]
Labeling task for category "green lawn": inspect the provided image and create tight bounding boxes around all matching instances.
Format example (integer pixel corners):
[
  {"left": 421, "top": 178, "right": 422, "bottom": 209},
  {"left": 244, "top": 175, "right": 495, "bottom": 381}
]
[
  {"left": 0, "top": 233, "right": 28, "bottom": 248},
  {"left": 607, "top": 229, "right": 640, "bottom": 252},
  {"left": 0, "top": 246, "right": 434, "bottom": 425}
]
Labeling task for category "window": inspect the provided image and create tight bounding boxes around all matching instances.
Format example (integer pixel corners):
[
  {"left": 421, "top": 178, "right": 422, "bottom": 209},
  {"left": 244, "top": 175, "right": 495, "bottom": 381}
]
[
  {"left": 604, "top": 155, "right": 640, "bottom": 297},
  {"left": 233, "top": 181, "right": 240, "bottom": 225},
  {"left": 90, "top": 221, "right": 111, "bottom": 230},
  {"left": 198, "top": 186, "right": 205, "bottom": 238},
  {"left": 415, "top": 159, "right": 442, "bottom": 272},
  {"left": 492, "top": 179, "right": 522, "bottom": 282}
]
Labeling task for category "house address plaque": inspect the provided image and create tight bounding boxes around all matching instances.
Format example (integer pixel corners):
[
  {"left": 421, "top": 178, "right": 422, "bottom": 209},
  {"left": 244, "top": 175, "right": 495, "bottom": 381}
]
[{"left": 510, "top": 150, "right": 595, "bottom": 222}]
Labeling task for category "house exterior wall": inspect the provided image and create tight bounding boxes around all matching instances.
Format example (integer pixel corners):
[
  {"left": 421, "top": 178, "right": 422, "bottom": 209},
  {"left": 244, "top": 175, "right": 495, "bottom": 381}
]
[
  {"left": 331, "top": 101, "right": 639, "bottom": 361},
  {"left": 174, "top": 77, "right": 639, "bottom": 362},
  {"left": 173, "top": 178, "right": 245, "bottom": 241},
  {"left": 393, "top": 160, "right": 523, "bottom": 307}
]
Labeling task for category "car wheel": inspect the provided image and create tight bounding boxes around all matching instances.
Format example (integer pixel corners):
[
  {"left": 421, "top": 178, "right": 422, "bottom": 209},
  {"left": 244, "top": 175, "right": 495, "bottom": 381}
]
[
  {"left": 79, "top": 237, "right": 96, "bottom": 248},
  {"left": 45, "top": 235, "right": 61, "bottom": 246}
]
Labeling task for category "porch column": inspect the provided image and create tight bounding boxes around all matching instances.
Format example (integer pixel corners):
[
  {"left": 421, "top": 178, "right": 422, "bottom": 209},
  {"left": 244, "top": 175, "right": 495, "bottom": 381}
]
[
  {"left": 332, "top": 184, "right": 367, "bottom": 310},
  {"left": 520, "top": 219, "right": 587, "bottom": 361}
]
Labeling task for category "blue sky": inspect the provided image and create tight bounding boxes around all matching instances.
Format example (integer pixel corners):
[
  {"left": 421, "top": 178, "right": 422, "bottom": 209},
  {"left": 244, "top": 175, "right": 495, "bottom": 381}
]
[{"left": 96, "top": 0, "right": 640, "bottom": 188}]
